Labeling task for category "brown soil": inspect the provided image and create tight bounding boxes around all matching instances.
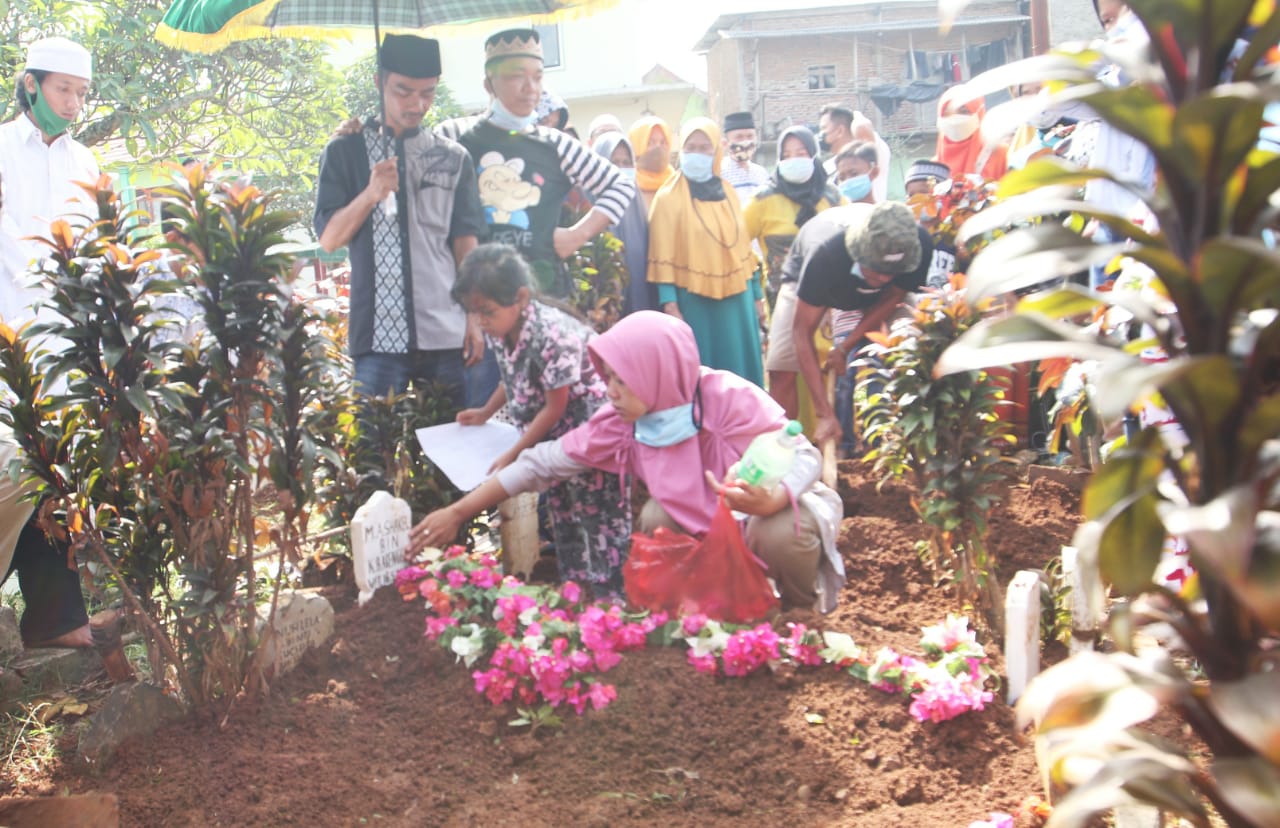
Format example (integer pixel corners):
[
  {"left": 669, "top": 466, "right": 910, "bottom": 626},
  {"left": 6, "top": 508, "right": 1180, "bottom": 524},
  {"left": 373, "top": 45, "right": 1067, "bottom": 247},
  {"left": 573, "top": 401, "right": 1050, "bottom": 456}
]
[{"left": 4, "top": 460, "right": 1081, "bottom": 827}]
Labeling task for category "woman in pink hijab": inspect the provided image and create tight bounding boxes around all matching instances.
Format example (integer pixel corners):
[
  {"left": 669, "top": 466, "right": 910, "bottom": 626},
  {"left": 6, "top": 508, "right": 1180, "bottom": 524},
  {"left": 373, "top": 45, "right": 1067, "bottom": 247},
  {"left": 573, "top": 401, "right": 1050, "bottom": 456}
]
[{"left": 407, "top": 311, "right": 845, "bottom": 611}]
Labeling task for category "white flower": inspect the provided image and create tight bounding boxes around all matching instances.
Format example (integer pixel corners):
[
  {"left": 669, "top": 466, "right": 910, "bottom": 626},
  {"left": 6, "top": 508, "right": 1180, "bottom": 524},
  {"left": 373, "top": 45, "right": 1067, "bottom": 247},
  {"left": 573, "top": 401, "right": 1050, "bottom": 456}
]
[
  {"left": 449, "top": 623, "right": 486, "bottom": 667},
  {"left": 819, "top": 631, "right": 861, "bottom": 664},
  {"left": 687, "top": 622, "right": 731, "bottom": 658}
]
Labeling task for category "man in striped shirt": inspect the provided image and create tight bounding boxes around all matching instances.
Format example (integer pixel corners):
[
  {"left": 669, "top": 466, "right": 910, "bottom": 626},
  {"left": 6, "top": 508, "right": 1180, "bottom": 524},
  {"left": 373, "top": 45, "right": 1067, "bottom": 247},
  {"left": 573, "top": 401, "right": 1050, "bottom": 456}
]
[
  {"left": 437, "top": 28, "right": 635, "bottom": 300},
  {"left": 719, "top": 111, "right": 769, "bottom": 204}
]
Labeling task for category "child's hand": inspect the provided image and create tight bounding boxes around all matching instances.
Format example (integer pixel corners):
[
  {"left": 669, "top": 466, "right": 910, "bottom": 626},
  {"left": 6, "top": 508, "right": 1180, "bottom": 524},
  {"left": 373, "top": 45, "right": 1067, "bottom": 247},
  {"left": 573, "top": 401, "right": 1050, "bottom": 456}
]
[
  {"left": 488, "top": 448, "right": 520, "bottom": 474},
  {"left": 456, "top": 408, "right": 490, "bottom": 426}
]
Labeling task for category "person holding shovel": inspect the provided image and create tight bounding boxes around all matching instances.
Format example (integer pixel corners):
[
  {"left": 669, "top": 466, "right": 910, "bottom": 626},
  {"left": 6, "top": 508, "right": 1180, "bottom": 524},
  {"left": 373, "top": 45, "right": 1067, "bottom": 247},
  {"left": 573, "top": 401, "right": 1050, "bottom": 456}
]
[{"left": 783, "top": 202, "right": 932, "bottom": 447}]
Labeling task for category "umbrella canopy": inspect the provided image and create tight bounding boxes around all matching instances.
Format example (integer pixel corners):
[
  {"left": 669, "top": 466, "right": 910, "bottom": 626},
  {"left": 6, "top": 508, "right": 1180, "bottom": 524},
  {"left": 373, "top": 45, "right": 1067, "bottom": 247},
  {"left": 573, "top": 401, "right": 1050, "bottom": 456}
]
[{"left": 156, "top": 0, "right": 621, "bottom": 53}]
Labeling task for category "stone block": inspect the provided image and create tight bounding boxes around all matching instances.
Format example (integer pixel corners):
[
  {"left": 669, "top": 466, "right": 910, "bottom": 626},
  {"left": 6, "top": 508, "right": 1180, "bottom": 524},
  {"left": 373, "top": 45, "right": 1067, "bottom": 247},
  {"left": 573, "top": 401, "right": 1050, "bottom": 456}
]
[
  {"left": 0, "top": 605, "right": 21, "bottom": 658},
  {"left": 12, "top": 646, "right": 103, "bottom": 691},
  {"left": 76, "top": 682, "right": 184, "bottom": 770},
  {"left": 0, "top": 793, "right": 119, "bottom": 827}
]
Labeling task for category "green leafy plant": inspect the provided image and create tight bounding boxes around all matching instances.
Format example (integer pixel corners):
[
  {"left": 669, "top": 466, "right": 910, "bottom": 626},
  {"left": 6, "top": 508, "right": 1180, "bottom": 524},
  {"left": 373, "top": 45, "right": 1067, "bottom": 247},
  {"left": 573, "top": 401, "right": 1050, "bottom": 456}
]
[
  {"left": 855, "top": 274, "right": 1016, "bottom": 629},
  {"left": 508, "top": 704, "right": 564, "bottom": 736},
  {"left": 0, "top": 165, "right": 344, "bottom": 712},
  {"left": 937, "top": 0, "right": 1280, "bottom": 824},
  {"left": 1039, "top": 558, "right": 1073, "bottom": 648},
  {"left": 311, "top": 382, "right": 465, "bottom": 554},
  {"left": 561, "top": 205, "right": 628, "bottom": 333}
]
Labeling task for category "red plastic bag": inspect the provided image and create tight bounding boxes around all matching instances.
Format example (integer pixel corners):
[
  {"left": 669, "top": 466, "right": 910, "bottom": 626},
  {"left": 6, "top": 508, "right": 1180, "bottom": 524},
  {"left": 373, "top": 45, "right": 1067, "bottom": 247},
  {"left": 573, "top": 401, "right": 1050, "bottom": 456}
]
[{"left": 624, "top": 497, "right": 780, "bottom": 623}]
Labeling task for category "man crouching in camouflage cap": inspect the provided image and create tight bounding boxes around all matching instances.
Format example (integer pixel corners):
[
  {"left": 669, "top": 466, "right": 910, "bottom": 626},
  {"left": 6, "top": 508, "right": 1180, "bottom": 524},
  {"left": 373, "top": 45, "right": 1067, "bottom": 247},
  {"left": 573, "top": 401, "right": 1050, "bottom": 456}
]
[{"left": 764, "top": 202, "right": 933, "bottom": 445}]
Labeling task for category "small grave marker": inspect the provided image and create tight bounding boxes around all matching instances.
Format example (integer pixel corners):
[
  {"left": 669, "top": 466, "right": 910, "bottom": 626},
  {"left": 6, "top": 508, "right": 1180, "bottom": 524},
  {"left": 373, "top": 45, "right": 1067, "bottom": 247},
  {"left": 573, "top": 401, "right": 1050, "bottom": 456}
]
[
  {"left": 352, "top": 490, "right": 413, "bottom": 606},
  {"left": 258, "top": 591, "right": 334, "bottom": 676},
  {"left": 1004, "top": 569, "right": 1042, "bottom": 704},
  {"left": 1113, "top": 803, "right": 1162, "bottom": 828},
  {"left": 1061, "top": 546, "right": 1102, "bottom": 655}
]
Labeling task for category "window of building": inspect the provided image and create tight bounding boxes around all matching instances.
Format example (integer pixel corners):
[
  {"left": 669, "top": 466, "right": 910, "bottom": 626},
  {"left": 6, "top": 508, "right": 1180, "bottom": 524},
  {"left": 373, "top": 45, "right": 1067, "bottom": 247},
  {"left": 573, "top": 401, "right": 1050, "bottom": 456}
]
[
  {"left": 533, "top": 23, "right": 563, "bottom": 69},
  {"left": 808, "top": 65, "right": 836, "bottom": 90}
]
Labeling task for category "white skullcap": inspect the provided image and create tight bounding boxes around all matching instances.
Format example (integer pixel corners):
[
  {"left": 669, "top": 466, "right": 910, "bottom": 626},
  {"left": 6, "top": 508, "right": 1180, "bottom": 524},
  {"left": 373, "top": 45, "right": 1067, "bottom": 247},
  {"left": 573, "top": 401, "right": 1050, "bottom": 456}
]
[
  {"left": 587, "top": 114, "right": 623, "bottom": 140},
  {"left": 25, "top": 37, "right": 92, "bottom": 81}
]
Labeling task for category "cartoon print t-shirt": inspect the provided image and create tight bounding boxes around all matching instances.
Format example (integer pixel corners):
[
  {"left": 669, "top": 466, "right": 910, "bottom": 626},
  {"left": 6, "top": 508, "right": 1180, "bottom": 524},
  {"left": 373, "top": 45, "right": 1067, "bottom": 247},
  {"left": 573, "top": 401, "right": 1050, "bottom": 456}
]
[{"left": 457, "top": 121, "right": 573, "bottom": 296}]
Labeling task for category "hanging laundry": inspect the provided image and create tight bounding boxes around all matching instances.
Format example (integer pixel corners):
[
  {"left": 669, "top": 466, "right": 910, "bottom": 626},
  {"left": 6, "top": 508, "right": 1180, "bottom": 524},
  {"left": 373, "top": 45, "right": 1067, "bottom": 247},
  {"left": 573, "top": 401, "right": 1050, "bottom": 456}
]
[{"left": 869, "top": 81, "right": 948, "bottom": 117}]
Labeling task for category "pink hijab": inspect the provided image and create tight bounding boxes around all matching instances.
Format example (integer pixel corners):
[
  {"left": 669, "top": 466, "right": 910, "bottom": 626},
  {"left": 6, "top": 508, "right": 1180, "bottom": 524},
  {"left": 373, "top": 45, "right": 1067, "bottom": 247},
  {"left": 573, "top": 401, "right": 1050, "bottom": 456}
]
[{"left": 559, "top": 311, "right": 786, "bottom": 534}]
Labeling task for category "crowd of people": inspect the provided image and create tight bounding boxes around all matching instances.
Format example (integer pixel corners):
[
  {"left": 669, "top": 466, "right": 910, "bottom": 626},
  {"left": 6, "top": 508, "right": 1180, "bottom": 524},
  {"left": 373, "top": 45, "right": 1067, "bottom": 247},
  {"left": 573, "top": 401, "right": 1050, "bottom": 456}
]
[{"left": 0, "top": 1, "right": 1170, "bottom": 636}]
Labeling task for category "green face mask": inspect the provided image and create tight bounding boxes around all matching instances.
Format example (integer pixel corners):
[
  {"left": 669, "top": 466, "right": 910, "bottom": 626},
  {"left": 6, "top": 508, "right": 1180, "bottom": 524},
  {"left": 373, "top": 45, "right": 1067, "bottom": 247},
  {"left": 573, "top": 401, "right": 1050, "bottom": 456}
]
[{"left": 25, "top": 84, "right": 72, "bottom": 137}]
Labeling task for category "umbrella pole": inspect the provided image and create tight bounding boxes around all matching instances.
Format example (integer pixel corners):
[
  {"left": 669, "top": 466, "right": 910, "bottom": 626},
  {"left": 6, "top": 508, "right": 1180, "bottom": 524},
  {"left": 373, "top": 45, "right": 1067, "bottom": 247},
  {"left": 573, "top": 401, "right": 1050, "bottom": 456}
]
[{"left": 372, "top": 0, "right": 397, "bottom": 218}]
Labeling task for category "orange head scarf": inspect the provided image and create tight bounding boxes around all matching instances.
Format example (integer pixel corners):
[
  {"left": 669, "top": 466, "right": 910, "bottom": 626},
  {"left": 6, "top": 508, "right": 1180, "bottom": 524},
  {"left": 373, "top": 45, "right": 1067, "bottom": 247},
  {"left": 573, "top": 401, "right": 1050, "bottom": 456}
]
[
  {"left": 934, "top": 88, "right": 1007, "bottom": 181},
  {"left": 646, "top": 117, "right": 755, "bottom": 300},
  {"left": 628, "top": 116, "right": 675, "bottom": 196}
]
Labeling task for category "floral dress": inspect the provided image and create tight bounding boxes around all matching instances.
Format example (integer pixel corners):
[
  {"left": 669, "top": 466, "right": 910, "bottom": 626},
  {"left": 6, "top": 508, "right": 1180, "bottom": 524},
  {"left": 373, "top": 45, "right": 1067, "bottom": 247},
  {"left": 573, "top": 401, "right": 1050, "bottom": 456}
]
[{"left": 492, "top": 300, "right": 630, "bottom": 593}]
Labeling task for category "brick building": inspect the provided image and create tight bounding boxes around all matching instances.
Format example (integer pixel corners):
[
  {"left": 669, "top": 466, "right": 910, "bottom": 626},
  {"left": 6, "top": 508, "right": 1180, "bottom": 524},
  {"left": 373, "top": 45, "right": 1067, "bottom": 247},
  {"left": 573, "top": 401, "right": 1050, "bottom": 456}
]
[{"left": 695, "top": 0, "right": 1031, "bottom": 145}]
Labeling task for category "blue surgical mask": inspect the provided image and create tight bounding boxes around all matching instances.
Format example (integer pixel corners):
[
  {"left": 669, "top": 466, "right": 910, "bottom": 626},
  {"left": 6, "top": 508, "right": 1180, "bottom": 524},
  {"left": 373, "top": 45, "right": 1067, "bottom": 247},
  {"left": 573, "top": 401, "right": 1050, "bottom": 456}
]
[
  {"left": 679, "top": 152, "right": 715, "bottom": 183},
  {"left": 618, "top": 166, "right": 636, "bottom": 180},
  {"left": 634, "top": 403, "right": 698, "bottom": 447},
  {"left": 777, "top": 156, "right": 815, "bottom": 184},
  {"left": 489, "top": 98, "right": 539, "bottom": 132},
  {"left": 840, "top": 174, "right": 871, "bottom": 202}
]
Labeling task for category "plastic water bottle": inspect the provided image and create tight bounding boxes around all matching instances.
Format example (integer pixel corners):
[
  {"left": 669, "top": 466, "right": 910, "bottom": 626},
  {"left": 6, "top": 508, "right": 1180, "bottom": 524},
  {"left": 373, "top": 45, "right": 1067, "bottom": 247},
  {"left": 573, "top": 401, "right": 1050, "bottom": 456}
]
[{"left": 737, "top": 420, "right": 803, "bottom": 489}]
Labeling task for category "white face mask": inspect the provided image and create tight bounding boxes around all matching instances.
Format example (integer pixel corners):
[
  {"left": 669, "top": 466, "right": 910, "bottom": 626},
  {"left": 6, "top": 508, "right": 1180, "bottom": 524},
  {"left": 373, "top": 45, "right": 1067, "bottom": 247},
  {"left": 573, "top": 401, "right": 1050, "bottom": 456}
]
[
  {"left": 939, "top": 113, "right": 980, "bottom": 142},
  {"left": 777, "top": 156, "right": 815, "bottom": 184},
  {"left": 1106, "top": 9, "right": 1142, "bottom": 43}
]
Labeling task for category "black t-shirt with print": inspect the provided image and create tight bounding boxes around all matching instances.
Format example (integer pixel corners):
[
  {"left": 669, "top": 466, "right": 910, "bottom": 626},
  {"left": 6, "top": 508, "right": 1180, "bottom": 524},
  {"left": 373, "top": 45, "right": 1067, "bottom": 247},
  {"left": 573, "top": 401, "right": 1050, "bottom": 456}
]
[
  {"left": 456, "top": 121, "right": 573, "bottom": 295},
  {"left": 794, "top": 216, "right": 933, "bottom": 311}
]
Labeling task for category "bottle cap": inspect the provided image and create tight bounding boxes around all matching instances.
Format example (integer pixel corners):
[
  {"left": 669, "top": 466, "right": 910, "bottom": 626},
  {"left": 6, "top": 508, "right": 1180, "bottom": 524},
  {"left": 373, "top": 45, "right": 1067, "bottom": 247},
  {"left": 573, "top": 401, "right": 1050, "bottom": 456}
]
[{"left": 784, "top": 420, "right": 802, "bottom": 436}]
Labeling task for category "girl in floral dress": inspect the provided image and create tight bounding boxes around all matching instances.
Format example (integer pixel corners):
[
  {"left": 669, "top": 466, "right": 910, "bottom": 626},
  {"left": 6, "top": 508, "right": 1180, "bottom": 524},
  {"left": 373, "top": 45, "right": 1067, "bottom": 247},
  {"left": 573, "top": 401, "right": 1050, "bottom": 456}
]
[{"left": 452, "top": 243, "right": 630, "bottom": 597}]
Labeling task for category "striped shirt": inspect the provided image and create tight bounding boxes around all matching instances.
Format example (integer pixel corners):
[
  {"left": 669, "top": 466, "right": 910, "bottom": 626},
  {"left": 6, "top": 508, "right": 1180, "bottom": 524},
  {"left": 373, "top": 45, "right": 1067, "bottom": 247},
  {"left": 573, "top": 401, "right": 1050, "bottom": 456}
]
[
  {"left": 720, "top": 160, "right": 770, "bottom": 204},
  {"left": 439, "top": 114, "right": 635, "bottom": 296},
  {"left": 436, "top": 116, "right": 634, "bottom": 225}
]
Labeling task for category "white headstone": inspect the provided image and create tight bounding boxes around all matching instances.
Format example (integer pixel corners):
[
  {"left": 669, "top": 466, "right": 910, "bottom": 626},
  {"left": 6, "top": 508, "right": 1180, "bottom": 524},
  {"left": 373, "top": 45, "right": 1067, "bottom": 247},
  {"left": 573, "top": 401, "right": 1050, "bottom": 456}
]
[
  {"left": 351, "top": 490, "right": 413, "bottom": 606},
  {"left": 1004, "top": 569, "right": 1042, "bottom": 704},
  {"left": 258, "top": 591, "right": 334, "bottom": 676},
  {"left": 1113, "top": 804, "right": 1162, "bottom": 828},
  {"left": 1062, "top": 546, "right": 1103, "bottom": 655}
]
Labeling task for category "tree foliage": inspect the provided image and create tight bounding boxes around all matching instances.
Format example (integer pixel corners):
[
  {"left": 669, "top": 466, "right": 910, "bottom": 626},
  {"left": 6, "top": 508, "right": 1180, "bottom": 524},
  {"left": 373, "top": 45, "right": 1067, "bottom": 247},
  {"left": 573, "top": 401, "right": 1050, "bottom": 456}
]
[
  {"left": 340, "top": 51, "right": 465, "bottom": 127},
  {"left": 0, "top": 0, "right": 347, "bottom": 230}
]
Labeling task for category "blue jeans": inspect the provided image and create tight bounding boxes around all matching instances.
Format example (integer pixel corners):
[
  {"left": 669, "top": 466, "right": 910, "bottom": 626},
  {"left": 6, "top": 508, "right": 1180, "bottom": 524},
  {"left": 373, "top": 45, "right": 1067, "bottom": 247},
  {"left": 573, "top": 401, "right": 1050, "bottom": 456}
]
[
  {"left": 463, "top": 346, "right": 501, "bottom": 410},
  {"left": 835, "top": 363, "right": 859, "bottom": 457},
  {"left": 353, "top": 350, "right": 465, "bottom": 408}
]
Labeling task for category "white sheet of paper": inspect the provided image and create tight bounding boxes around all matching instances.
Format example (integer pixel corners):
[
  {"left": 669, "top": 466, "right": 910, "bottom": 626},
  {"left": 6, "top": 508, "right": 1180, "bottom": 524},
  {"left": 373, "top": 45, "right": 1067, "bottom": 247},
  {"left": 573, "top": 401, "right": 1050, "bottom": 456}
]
[{"left": 415, "top": 421, "right": 520, "bottom": 491}]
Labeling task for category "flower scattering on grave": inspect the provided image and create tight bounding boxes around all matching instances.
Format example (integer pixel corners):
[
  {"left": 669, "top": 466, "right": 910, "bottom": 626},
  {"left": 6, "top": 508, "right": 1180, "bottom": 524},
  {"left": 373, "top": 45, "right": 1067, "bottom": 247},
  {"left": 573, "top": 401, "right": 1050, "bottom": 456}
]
[{"left": 397, "top": 547, "right": 995, "bottom": 723}]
